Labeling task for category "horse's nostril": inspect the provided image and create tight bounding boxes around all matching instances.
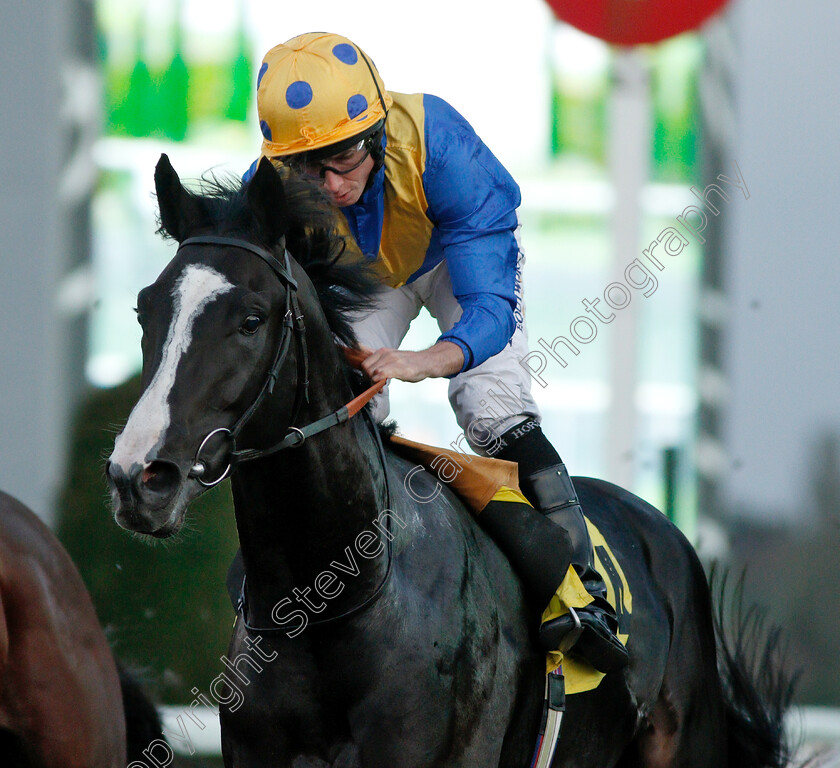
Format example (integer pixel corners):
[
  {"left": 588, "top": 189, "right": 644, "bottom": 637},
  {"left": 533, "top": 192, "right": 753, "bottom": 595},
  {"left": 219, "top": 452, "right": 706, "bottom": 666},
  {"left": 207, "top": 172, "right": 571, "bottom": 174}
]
[
  {"left": 141, "top": 466, "right": 157, "bottom": 484},
  {"left": 139, "top": 460, "right": 181, "bottom": 495}
]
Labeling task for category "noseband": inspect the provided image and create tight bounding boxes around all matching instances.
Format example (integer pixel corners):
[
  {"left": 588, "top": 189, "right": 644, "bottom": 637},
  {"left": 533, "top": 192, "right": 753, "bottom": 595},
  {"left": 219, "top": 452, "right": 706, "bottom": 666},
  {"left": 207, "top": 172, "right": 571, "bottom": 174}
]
[{"left": 177, "top": 235, "right": 385, "bottom": 487}]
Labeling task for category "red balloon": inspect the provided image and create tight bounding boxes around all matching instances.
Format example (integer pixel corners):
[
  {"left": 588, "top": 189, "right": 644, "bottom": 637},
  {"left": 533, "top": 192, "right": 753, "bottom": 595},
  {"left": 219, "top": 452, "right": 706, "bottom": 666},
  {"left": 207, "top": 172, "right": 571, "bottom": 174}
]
[{"left": 545, "top": 0, "right": 731, "bottom": 45}]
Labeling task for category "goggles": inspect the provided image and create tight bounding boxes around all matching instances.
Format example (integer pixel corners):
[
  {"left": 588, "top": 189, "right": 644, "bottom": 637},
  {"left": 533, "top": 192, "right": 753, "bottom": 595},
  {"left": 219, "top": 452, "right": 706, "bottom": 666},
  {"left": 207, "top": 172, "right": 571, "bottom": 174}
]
[{"left": 285, "top": 138, "right": 371, "bottom": 182}]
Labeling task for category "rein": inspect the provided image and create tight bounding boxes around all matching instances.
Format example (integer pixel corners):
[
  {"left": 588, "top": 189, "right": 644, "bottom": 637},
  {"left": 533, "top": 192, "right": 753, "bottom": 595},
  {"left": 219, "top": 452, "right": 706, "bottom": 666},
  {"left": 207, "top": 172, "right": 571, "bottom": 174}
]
[{"left": 237, "top": 406, "right": 396, "bottom": 633}]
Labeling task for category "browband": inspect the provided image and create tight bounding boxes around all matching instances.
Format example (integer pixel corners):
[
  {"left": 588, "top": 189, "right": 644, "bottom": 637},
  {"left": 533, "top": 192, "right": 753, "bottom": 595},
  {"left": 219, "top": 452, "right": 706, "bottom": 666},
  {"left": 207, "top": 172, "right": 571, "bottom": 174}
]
[{"left": 179, "top": 235, "right": 297, "bottom": 288}]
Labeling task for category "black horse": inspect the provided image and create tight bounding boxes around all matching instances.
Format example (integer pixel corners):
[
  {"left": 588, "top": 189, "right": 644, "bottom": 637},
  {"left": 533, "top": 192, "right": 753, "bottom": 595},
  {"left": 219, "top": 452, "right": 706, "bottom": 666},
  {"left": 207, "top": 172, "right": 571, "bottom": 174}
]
[{"left": 106, "top": 154, "right": 793, "bottom": 768}]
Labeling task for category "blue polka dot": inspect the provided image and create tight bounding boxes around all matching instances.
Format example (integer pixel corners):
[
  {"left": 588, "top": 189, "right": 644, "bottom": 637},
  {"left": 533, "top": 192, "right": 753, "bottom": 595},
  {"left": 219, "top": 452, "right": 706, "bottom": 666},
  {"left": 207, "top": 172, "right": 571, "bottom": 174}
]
[
  {"left": 332, "top": 43, "right": 358, "bottom": 65},
  {"left": 256, "top": 62, "right": 268, "bottom": 89},
  {"left": 285, "top": 81, "right": 313, "bottom": 109},
  {"left": 260, "top": 120, "right": 272, "bottom": 140},
  {"left": 347, "top": 94, "right": 368, "bottom": 119}
]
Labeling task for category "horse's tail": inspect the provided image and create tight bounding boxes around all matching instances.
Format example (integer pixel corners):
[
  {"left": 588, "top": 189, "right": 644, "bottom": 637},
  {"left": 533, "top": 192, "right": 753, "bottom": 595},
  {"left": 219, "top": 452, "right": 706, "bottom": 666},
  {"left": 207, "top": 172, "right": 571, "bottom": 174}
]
[
  {"left": 714, "top": 572, "right": 797, "bottom": 768},
  {"left": 117, "top": 661, "right": 166, "bottom": 764}
]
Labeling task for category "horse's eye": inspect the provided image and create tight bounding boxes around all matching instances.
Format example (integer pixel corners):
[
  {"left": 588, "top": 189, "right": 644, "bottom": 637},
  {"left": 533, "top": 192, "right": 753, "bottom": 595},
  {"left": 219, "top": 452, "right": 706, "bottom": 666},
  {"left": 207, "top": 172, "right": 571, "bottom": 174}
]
[
  {"left": 134, "top": 308, "right": 144, "bottom": 326},
  {"left": 240, "top": 314, "right": 263, "bottom": 335}
]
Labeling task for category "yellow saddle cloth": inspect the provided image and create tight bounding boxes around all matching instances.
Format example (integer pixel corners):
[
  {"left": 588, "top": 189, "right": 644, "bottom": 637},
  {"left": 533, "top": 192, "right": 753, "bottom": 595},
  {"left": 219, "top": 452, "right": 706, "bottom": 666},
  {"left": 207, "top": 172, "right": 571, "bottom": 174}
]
[{"left": 388, "top": 435, "right": 632, "bottom": 694}]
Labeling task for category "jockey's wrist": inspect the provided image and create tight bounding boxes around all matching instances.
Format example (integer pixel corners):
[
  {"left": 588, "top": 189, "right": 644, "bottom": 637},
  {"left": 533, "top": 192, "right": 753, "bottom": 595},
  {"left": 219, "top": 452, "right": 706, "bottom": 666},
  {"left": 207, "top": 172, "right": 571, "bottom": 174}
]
[{"left": 419, "top": 341, "right": 465, "bottom": 379}]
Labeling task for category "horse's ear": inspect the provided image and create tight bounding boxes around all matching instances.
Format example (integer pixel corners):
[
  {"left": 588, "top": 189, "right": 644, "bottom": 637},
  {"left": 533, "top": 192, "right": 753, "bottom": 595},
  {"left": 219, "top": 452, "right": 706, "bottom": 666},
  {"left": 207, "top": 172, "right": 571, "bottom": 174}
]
[
  {"left": 154, "top": 153, "right": 205, "bottom": 242},
  {"left": 246, "top": 157, "right": 289, "bottom": 247}
]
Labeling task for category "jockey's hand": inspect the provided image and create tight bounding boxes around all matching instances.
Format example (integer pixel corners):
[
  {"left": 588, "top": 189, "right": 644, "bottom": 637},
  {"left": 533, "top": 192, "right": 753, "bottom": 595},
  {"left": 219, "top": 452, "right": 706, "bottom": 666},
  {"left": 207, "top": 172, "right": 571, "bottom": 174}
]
[{"left": 360, "top": 341, "right": 465, "bottom": 383}]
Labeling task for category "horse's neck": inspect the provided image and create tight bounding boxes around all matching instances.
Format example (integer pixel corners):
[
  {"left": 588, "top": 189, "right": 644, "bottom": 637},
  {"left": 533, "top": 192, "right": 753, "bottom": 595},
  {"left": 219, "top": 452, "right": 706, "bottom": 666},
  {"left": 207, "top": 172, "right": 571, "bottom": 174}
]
[{"left": 231, "top": 344, "right": 389, "bottom": 624}]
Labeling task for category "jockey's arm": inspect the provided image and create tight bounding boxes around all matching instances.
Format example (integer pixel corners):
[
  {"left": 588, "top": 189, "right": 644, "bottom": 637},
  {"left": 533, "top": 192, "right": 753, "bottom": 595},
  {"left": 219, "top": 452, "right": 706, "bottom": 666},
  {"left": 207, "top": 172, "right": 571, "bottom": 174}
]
[
  {"left": 422, "top": 100, "right": 521, "bottom": 375},
  {"left": 361, "top": 341, "right": 464, "bottom": 382},
  {"left": 360, "top": 98, "right": 521, "bottom": 384}
]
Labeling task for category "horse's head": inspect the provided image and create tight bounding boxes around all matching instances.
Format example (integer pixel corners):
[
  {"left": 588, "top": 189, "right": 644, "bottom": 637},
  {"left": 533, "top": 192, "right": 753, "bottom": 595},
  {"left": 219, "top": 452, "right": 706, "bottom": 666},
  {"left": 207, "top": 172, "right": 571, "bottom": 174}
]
[{"left": 106, "top": 154, "right": 357, "bottom": 537}]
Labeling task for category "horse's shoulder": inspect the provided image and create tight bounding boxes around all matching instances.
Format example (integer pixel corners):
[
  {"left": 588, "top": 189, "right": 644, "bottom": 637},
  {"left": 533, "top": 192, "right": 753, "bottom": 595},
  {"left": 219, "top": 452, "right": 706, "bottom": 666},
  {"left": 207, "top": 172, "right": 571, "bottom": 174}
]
[
  {"left": 0, "top": 491, "right": 67, "bottom": 577},
  {"left": 382, "top": 446, "right": 509, "bottom": 566}
]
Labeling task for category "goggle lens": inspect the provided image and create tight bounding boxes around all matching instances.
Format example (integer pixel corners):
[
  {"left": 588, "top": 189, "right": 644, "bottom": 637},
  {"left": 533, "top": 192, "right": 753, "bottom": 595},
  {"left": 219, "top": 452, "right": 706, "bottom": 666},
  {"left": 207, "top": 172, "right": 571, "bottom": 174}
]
[{"left": 288, "top": 140, "right": 370, "bottom": 182}]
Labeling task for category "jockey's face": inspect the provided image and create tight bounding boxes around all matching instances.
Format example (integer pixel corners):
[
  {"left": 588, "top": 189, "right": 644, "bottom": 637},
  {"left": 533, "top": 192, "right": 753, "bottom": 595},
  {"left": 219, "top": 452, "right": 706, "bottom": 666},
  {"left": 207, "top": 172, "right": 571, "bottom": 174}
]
[
  {"left": 287, "top": 139, "right": 375, "bottom": 208},
  {"left": 319, "top": 152, "right": 375, "bottom": 207}
]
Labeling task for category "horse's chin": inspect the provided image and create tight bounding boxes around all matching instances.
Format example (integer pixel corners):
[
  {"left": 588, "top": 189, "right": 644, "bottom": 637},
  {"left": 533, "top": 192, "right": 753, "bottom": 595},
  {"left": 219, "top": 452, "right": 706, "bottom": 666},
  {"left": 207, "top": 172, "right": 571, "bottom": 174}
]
[
  {"left": 147, "top": 520, "right": 185, "bottom": 539},
  {"left": 112, "top": 481, "right": 200, "bottom": 538},
  {"left": 114, "top": 505, "right": 183, "bottom": 538}
]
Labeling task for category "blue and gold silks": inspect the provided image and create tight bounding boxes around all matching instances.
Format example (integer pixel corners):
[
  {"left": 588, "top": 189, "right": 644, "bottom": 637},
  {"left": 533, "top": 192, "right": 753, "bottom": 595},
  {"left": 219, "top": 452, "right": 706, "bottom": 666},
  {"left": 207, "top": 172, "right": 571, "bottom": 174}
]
[
  {"left": 245, "top": 92, "right": 525, "bottom": 373},
  {"left": 340, "top": 92, "right": 522, "bottom": 372}
]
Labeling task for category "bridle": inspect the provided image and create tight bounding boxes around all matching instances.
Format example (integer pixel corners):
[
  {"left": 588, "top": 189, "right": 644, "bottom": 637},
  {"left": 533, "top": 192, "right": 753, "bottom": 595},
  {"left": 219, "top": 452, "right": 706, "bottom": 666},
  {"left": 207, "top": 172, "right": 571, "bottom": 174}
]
[
  {"left": 177, "top": 235, "right": 385, "bottom": 488},
  {"left": 175, "top": 234, "right": 394, "bottom": 631}
]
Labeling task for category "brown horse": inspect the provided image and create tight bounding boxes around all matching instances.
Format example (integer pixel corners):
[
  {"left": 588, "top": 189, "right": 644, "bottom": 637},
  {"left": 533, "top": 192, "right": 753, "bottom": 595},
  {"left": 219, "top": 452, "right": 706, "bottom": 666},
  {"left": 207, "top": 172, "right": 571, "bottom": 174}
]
[{"left": 0, "top": 490, "right": 162, "bottom": 767}]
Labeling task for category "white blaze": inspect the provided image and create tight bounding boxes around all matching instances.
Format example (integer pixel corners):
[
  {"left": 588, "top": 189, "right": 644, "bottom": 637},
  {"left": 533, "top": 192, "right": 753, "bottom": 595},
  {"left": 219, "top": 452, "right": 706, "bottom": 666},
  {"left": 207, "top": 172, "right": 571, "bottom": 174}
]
[{"left": 110, "top": 265, "right": 234, "bottom": 471}]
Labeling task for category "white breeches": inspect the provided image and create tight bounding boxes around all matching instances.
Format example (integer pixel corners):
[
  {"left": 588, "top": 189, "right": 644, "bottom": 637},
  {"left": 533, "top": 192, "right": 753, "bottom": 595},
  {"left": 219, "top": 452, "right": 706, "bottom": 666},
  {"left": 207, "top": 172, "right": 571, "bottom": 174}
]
[{"left": 350, "top": 249, "right": 541, "bottom": 455}]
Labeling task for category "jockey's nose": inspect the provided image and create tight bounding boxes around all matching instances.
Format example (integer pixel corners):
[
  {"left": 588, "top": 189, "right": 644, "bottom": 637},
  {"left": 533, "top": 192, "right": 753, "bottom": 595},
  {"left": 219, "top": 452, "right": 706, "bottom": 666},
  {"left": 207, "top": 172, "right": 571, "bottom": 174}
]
[{"left": 322, "top": 169, "right": 343, "bottom": 194}]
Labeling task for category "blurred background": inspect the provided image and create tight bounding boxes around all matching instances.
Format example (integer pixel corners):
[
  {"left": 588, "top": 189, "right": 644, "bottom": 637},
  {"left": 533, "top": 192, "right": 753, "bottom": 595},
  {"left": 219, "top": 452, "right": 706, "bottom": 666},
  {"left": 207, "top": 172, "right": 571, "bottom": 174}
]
[{"left": 1, "top": 0, "right": 839, "bottom": 761}]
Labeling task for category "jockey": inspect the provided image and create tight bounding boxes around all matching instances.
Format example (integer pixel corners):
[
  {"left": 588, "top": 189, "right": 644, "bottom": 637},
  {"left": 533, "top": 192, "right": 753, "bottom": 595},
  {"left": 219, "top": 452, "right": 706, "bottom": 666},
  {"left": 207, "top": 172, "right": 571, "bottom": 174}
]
[{"left": 246, "top": 32, "right": 628, "bottom": 673}]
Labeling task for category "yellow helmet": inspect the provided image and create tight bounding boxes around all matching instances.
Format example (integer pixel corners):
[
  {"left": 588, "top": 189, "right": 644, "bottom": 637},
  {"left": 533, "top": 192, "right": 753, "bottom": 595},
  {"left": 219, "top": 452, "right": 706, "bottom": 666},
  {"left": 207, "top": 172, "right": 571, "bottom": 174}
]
[{"left": 256, "top": 32, "right": 392, "bottom": 158}]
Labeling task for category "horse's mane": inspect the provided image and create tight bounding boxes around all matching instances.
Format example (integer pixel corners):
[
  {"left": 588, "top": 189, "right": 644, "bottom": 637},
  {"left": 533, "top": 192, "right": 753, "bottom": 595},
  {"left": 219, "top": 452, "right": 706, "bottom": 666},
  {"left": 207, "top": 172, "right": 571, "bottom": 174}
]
[{"left": 156, "top": 167, "right": 380, "bottom": 347}]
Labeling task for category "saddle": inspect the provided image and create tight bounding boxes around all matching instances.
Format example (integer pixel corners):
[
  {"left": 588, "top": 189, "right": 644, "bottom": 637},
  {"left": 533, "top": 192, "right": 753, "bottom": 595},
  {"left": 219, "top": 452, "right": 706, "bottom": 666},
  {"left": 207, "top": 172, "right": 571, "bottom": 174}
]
[{"left": 388, "top": 434, "right": 523, "bottom": 512}]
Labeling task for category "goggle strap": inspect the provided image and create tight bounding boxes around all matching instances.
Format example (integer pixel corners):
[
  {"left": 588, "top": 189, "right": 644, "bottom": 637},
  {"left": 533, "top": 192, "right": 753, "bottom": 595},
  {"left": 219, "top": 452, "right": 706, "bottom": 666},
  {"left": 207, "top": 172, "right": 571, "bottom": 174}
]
[{"left": 356, "top": 47, "right": 388, "bottom": 122}]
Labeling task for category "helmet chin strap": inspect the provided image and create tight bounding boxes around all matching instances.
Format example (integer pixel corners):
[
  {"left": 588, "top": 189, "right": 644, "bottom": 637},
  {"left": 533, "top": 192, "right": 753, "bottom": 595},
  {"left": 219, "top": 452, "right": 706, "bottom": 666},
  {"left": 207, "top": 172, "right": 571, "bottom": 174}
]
[{"left": 364, "top": 128, "right": 387, "bottom": 192}]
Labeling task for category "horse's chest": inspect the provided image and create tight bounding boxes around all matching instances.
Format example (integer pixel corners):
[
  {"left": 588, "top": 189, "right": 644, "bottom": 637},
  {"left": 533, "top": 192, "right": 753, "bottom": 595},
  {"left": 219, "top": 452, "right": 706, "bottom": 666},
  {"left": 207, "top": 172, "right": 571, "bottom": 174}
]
[{"left": 222, "top": 628, "right": 466, "bottom": 767}]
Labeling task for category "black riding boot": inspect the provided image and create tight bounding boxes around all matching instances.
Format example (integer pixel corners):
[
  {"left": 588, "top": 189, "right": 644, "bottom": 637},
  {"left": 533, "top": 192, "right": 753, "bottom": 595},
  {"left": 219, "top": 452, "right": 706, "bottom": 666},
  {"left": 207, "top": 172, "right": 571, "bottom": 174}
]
[
  {"left": 483, "top": 419, "right": 628, "bottom": 673},
  {"left": 519, "top": 463, "right": 629, "bottom": 672}
]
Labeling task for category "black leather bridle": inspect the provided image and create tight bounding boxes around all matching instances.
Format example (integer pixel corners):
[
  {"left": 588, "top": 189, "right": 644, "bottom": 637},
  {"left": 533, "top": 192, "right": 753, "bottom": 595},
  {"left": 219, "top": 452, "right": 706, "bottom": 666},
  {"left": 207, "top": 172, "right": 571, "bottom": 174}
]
[
  {"left": 174, "top": 235, "right": 394, "bottom": 630},
  {"left": 178, "top": 235, "right": 311, "bottom": 487},
  {"left": 177, "top": 235, "right": 388, "bottom": 487}
]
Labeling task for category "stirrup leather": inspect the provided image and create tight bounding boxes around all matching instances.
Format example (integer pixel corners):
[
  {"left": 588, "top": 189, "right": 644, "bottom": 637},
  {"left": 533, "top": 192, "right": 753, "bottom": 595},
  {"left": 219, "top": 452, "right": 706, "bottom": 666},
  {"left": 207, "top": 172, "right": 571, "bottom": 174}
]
[{"left": 555, "top": 606, "right": 583, "bottom": 653}]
